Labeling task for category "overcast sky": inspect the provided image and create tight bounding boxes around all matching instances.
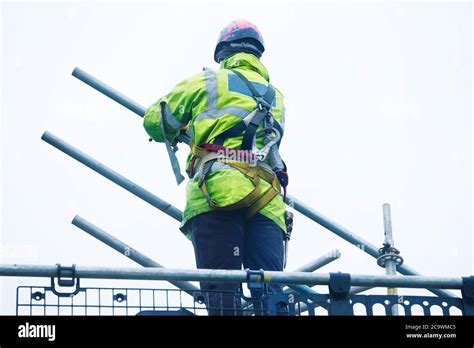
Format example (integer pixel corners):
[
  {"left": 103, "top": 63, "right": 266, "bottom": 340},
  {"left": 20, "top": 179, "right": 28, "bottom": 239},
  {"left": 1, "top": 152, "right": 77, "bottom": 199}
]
[{"left": 1, "top": 1, "right": 472, "bottom": 315}]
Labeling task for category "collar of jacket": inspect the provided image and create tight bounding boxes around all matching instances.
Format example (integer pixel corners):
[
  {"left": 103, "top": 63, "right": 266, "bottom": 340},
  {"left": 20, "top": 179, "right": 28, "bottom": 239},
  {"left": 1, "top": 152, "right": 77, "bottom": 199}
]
[{"left": 220, "top": 52, "right": 270, "bottom": 82}]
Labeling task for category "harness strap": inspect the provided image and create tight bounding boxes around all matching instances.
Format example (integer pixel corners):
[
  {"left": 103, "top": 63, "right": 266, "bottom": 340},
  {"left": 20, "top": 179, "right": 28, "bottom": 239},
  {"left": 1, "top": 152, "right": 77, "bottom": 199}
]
[
  {"left": 190, "top": 142, "right": 257, "bottom": 177},
  {"left": 245, "top": 167, "right": 280, "bottom": 219},
  {"left": 231, "top": 69, "right": 262, "bottom": 98},
  {"left": 191, "top": 141, "right": 281, "bottom": 217},
  {"left": 231, "top": 69, "right": 276, "bottom": 150},
  {"left": 198, "top": 160, "right": 280, "bottom": 215},
  {"left": 273, "top": 121, "right": 284, "bottom": 147}
]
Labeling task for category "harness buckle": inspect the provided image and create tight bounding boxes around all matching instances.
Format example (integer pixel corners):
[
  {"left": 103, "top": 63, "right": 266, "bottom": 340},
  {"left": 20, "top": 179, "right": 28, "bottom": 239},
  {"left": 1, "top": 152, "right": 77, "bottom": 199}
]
[
  {"left": 255, "top": 152, "right": 266, "bottom": 161},
  {"left": 256, "top": 96, "right": 271, "bottom": 111}
]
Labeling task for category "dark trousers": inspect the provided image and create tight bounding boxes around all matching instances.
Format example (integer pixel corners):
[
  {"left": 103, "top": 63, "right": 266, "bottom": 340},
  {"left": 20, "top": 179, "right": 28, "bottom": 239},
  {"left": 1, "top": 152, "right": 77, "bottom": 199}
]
[{"left": 191, "top": 210, "right": 284, "bottom": 315}]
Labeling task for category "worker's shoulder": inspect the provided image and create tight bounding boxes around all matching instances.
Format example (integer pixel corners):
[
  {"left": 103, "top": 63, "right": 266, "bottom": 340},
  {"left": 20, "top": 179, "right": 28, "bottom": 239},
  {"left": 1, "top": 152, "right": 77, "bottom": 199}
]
[
  {"left": 177, "top": 69, "right": 208, "bottom": 84},
  {"left": 176, "top": 67, "right": 229, "bottom": 86}
]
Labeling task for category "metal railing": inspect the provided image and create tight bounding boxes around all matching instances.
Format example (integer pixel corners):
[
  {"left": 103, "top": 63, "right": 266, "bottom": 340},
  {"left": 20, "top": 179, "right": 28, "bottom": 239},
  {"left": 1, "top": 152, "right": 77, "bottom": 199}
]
[
  {"left": 8, "top": 264, "right": 474, "bottom": 316},
  {"left": 0, "top": 264, "right": 468, "bottom": 289}
]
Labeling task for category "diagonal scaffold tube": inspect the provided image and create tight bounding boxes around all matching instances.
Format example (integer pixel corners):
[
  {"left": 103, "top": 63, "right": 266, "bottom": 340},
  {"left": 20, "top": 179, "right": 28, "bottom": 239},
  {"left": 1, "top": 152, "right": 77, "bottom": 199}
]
[{"left": 71, "top": 215, "right": 198, "bottom": 293}]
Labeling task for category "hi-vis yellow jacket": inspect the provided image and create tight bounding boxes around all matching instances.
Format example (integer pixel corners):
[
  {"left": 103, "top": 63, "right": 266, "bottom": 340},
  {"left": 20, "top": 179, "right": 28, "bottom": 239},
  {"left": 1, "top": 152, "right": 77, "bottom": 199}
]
[{"left": 143, "top": 52, "right": 286, "bottom": 239}]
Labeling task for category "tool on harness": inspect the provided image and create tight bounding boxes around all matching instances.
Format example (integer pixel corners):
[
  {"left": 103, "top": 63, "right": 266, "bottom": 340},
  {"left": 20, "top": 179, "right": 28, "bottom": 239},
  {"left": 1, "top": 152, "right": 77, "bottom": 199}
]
[
  {"left": 283, "top": 211, "right": 294, "bottom": 269},
  {"left": 190, "top": 69, "right": 289, "bottom": 218}
]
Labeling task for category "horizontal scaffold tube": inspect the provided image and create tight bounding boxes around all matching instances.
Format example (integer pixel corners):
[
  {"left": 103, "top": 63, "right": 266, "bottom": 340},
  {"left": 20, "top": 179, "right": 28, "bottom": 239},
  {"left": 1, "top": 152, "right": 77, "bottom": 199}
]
[{"left": 0, "top": 264, "right": 464, "bottom": 290}]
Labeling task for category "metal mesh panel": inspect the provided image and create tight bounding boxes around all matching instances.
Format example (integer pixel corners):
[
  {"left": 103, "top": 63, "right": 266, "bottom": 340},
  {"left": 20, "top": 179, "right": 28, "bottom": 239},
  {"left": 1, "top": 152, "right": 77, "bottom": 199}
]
[
  {"left": 16, "top": 285, "right": 275, "bottom": 316},
  {"left": 276, "top": 293, "right": 464, "bottom": 316},
  {"left": 17, "top": 284, "right": 465, "bottom": 316}
]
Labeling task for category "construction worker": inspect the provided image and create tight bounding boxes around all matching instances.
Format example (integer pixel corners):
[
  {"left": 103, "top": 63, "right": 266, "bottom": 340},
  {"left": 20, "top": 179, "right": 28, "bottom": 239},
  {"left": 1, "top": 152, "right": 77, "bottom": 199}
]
[{"left": 143, "top": 19, "right": 289, "bottom": 315}]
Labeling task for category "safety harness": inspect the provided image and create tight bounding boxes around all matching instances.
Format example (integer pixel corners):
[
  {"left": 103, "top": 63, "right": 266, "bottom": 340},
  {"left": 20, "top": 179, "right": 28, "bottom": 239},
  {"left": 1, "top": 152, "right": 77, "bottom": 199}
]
[{"left": 190, "top": 69, "right": 289, "bottom": 219}]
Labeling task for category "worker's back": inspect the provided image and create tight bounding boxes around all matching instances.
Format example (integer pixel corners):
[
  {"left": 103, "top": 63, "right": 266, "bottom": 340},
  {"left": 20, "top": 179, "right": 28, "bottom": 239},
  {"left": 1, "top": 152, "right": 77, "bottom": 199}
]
[{"left": 144, "top": 51, "right": 287, "bottom": 238}]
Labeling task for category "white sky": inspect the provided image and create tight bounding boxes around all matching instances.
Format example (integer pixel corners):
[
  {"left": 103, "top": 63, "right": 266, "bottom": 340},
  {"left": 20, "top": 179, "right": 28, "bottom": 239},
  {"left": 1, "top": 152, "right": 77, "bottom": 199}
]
[{"left": 0, "top": 1, "right": 472, "bottom": 315}]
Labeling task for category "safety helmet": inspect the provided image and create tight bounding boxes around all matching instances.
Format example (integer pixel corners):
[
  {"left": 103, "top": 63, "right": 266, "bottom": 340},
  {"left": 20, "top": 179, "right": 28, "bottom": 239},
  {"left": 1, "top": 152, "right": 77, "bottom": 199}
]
[{"left": 214, "top": 19, "right": 265, "bottom": 63}]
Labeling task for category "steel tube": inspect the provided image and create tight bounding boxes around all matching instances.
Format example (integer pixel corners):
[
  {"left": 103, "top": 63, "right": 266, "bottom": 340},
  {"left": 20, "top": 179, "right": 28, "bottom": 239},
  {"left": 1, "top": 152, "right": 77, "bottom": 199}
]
[
  {"left": 0, "top": 264, "right": 464, "bottom": 289},
  {"left": 284, "top": 249, "right": 340, "bottom": 295},
  {"left": 293, "top": 250, "right": 341, "bottom": 272},
  {"left": 72, "top": 67, "right": 190, "bottom": 144},
  {"left": 288, "top": 284, "right": 320, "bottom": 296},
  {"left": 72, "top": 67, "right": 146, "bottom": 117},
  {"left": 41, "top": 131, "right": 183, "bottom": 222},
  {"left": 71, "top": 215, "right": 198, "bottom": 293},
  {"left": 281, "top": 250, "right": 371, "bottom": 313},
  {"left": 383, "top": 203, "right": 399, "bottom": 315}
]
